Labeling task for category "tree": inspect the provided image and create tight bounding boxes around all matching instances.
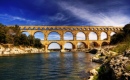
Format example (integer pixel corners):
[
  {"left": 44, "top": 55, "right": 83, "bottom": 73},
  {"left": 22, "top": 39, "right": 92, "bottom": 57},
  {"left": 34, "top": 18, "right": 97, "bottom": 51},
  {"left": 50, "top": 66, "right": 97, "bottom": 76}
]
[
  {"left": 14, "top": 36, "right": 20, "bottom": 46},
  {"left": 34, "top": 38, "right": 43, "bottom": 48},
  {"left": 28, "top": 35, "right": 35, "bottom": 46},
  {"left": 0, "top": 23, "right": 43, "bottom": 48},
  {"left": 0, "top": 32, "right": 6, "bottom": 43},
  {"left": 123, "top": 24, "right": 130, "bottom": 35},
  {"left": 19, "top": 34, "right": 29, "bottom": 46}
]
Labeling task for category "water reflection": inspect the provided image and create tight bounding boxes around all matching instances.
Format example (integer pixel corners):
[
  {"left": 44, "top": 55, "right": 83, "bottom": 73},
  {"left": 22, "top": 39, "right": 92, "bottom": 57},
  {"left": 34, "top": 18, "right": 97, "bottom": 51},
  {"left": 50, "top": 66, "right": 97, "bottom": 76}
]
[{"left": 0, "top": 52, "right": 99, "bottom": 80}]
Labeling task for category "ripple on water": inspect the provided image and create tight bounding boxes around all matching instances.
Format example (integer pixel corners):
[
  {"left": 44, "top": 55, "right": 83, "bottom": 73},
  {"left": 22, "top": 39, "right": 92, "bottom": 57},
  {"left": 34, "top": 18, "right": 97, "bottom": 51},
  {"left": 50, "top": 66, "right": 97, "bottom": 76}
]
[{"left": 0, "top": 52, "right": 99, "bottom": 80}]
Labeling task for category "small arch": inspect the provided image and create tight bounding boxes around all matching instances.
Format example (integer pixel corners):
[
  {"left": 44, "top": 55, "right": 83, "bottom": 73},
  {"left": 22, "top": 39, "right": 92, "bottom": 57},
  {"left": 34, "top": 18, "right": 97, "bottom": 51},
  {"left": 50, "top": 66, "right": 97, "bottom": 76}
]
[
  {"left": 38, "top": 27, "right": 41, "bottom": 30},
  {"left": 48, "top": 32, "right": 60, "bottom": 40},
  {"left": 48, "top": 42, "right": 61, "bottom": 51},
  {"left": 22, "top": 31, "right": 29, "bottom": 36},
  {"left": 76, "top": 32, "right": 86, "bottom": 40},
  {"left": 110, "top": 32, "right": 116, "bottom": 36},
  {"left": 23, "top": 27, "right": 26, "bottom": 30},
  {"left": 101, "top": 32, "right": 108, "bottom": 40},
  {"left": 64, "top": 32, "right": 73, "bottom": 40},
  {"left": 90, "top": 42, "right": 100, "bottom": 48},
  {"left": 89, "top": 32, "right": 98, "bottom": 40},
  {"left": 34, "top": 32, "right": 44, "bottom": 40},
  {"left": 77, "top": 42, "right": 88, "bottom": 49}
]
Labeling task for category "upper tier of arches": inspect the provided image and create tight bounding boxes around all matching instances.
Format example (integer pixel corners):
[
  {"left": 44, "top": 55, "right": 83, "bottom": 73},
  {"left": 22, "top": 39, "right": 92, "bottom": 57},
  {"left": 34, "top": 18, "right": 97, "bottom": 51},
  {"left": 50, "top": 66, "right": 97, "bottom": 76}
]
[{"left": 22, "top": 31, "right": 117, "bottom": 41}]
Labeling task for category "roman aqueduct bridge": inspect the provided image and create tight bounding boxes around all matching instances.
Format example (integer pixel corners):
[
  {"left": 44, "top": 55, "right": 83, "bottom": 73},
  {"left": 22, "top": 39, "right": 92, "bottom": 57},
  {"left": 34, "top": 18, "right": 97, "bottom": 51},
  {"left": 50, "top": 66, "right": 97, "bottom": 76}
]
[{"left": 20, "top": 26, "right": 122, "bottom": 52}]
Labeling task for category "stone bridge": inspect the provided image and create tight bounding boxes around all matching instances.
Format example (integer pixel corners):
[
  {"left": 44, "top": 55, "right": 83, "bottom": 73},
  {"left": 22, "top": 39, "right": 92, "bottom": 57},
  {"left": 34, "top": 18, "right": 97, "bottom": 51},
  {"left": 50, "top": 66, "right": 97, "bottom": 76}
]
[{"left": 20, "top": 26, "right": 122, "bottom": 52}]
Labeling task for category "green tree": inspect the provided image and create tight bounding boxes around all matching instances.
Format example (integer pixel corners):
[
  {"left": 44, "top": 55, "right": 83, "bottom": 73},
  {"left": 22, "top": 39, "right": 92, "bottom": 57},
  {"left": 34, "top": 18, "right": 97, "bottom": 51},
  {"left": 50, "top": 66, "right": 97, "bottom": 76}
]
[
  {"left": 123, "top": 24, "right": 130, "bottom": 35},
  {"left": 14, "top": 36, "right": 20, "bottom": 46},
  {"left": 19, "top": 34, "right": 29, "bottom": 46},
  {"left": 34, "top": 38, "right": 43, "bottom": 48},
  {"left": 0, "top": 32, "right": 6, "bottom": 43},
  {"left": 0, "top": 23, "right": 43, "bottom": 48},
  {"left": 28, "top": 35, "right": 35, "bottom": 46}
]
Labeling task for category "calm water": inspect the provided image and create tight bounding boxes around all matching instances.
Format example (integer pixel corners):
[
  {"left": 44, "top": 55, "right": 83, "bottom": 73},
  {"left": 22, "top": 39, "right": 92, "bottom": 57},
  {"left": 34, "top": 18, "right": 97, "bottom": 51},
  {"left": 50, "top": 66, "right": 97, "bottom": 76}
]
[{"left": 0, "top": 52, "right": 98, "bottom": 80}]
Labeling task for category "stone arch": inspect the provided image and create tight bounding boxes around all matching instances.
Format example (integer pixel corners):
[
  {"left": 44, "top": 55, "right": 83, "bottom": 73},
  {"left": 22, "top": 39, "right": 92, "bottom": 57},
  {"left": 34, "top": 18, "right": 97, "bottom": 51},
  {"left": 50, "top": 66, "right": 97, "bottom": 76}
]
[
  {"left": 101, "top": 42, "right": 109, "bottom": 46},
  {"left": 101, "top": 32, "right": 108, "bottom": 40},
  {"left": 110, "top": 32, "right": 116, "bottom": 36},
  {"left": 64, "top": 42, "right": 74, "bottom": 50},
  {"left": 89, "top": 32, "right": 98, "bottom": 40},
  {"left": 76, "top": 32, "right": 86, "bottom": 40},
  {"left": 64, "top": 32, "right": 73, "bottom": 40},
  {"left": 77, "top": 42, "right": 88, "bottom": 49},
  {"left": 48, "top": 42, "right": 61, "bottom": 51},
  {"left": 90, "top": 42, "right": 100, "bottom": 48},
  {"left": 34, "top": 31, "right": 44, "bottom": 40},
  {"left": 48, "top": 31, "right": 60, "bottom": 40},
  {"left": 22, "top": 31, "right": 30, "bottom": 36}
]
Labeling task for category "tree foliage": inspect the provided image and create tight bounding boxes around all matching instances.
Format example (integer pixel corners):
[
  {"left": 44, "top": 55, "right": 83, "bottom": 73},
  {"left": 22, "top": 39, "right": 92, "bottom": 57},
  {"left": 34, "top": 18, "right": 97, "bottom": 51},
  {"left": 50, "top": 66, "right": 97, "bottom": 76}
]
[
  {"left": 123, "top": 24, "right": 130, "bottom": 35},
  {"left": 110, "top": 23, "right": 130, "bottom": 45},
  {"left": 0, "top": 23, "right": 43, "bottom": 48}
]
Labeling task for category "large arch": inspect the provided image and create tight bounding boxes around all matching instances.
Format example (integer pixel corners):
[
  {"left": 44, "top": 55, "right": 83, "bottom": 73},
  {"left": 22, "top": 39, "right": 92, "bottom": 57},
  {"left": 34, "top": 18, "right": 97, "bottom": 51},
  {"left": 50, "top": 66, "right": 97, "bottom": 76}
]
[
  {"left": 77, "top": 42, "right": 88, "bottom": 49},
  {"left": 64, "top": 42, "right": 74, "bottom": 51},
  {"left": 22, "top": 31, "right": 29, "bottom": 36},
  {"left": 48, "top": 42, "right": 61, "bottom": 51},
  {"left": 64, "top": 32, "right": 73, "bottom": 40},
  {"left": 76, "top": 32, "right": 86, "bottom": 40},
  {"left": 48, "top": 32, "right": 60, "bottom": 40},
  {"left": 34, "top": 31, "right": 44, "bottom": 40},
  {"left": 90, "top": 42, "right": 100, "bottom": 48},
  {"left": 101, "top": 32, "right": 108, "bottom": 40},
  {"left": 89, "top": 32, "right": 98, "bottom": 40},
  {"left": 101, "top": 42, "right": 109, "bottom": 47}
]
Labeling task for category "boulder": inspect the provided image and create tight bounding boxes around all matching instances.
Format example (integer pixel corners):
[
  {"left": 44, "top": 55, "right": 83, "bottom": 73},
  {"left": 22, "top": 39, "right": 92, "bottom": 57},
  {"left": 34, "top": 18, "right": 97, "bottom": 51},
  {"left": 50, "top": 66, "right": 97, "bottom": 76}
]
[{"left": 89, "top": 69, "right": 98, "bottom": 75}]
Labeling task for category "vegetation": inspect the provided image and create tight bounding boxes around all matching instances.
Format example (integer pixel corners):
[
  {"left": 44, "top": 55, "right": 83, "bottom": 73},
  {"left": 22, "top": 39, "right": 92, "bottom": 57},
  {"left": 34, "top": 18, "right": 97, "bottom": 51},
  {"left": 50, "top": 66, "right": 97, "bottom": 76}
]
[
  {"left": 0, "top": 23, "right": 43, "bottom": 48},
  {"left": 110, "top": 23, "right": 130, "bottom": 53}
]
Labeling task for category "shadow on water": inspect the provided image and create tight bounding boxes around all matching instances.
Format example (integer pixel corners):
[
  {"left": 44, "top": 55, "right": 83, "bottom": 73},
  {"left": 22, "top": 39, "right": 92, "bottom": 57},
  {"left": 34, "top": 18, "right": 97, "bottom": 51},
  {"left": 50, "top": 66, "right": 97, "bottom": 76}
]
[{"left": 0, "top": 52, "right": 99, "bottom": 80}]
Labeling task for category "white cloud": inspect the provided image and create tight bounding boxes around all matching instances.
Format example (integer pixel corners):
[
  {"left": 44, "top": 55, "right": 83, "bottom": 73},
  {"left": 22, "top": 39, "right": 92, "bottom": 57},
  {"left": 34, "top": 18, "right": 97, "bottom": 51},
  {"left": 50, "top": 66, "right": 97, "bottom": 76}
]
[
  {"left": 58, "top": 2, "right": 130, "bottom": 27},
  {"left": 89, "top": 32, "right": 97, "bottom": 40},
  {"left": 48, "top": 43, "right": 60, "bottom": 49},
  {"left": 76, "top": 32, "right": 85, "bottom": 40},
  {"left": 110, "top": 32, "right": 116, "bottom": 36},
  {"left": 50, "top": 13, "right": 68, "bottom": 21},
  {"left": 64, "top": 36, "right": 73, "bottom": 40},
  {"left": 64, "top": 32, "right": 73, "bottom": 40},
  {"left": 101, "top": 32, "right": 107, "bottom": 40},
  {"left": 0, "top": 14, "right": 42, "bottom": 25},
  {"left": 48, "top": 35, "right": 60, "bottom": 40}
]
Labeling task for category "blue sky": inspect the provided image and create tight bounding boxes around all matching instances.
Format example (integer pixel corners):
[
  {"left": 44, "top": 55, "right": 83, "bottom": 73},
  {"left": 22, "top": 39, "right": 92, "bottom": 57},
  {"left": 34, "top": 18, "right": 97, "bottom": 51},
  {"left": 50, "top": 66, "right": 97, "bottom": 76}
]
[
  {"left": 0, "top": 0, "right": 128, "bottom": 49},
  {"left": 0, "top": 0, "right": 130, "bottom": 26}
]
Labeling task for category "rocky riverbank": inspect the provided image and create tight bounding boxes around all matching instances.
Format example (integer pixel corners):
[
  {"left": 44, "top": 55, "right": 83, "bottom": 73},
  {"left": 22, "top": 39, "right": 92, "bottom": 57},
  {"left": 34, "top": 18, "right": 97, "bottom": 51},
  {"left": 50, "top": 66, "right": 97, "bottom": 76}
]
[
  {"left": 0, "top": 45, "right": 44, "bottom": 56},
  {"left": 86, "top": 48, "right": 130, "bottom": 80}
]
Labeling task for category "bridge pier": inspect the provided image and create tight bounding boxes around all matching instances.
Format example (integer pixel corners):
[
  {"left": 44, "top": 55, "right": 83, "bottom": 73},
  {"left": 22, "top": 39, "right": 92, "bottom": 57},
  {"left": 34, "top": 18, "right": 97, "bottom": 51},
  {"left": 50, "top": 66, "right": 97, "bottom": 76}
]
[
  {"left": 44, "top": 45, "right": 49, "bottom": 52},
  {"left": 61, "top": 46, "right": 65, "bottom": 52}
]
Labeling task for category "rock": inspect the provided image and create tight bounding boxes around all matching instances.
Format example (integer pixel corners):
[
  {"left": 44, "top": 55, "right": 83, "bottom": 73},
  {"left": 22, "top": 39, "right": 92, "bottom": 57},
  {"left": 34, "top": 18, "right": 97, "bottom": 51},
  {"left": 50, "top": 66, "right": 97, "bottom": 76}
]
[
  {"left": 88, "top": 76, "right": 94, "bottom": 80},
  {"left": 89, "top": 69, "right": 98, "bottom": 75},
  {"left": 89, "top": 49, "right": 98, "bottom": 54},
  {"left": 109, "top": 54, "right": 130, "bottom": 79}
]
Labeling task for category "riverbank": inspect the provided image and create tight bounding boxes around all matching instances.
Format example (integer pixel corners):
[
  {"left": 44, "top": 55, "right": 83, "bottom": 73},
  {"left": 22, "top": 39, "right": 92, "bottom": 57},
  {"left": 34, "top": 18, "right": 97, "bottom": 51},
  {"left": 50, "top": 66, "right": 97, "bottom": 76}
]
[
  {"left": 0, "top": 45, "right": 44, "bottom": 56},
  {"left": 86, "top": 47, "right": 130, "bottom": 80}
]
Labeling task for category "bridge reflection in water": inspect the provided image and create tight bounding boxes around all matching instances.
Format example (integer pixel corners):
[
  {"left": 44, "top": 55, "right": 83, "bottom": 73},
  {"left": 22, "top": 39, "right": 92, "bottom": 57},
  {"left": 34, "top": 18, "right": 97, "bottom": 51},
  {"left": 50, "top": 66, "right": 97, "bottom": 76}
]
[
  {"left": 20, "top": 26, "right": 122, "bottom": 52},
  {"left": 40, "top": 52, "right": 99, "bottom": 79}
]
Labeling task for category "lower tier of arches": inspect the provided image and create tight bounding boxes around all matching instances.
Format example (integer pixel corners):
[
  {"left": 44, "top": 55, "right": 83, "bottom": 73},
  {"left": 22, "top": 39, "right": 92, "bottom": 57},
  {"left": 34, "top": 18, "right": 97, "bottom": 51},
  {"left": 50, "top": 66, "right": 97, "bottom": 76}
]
[{"left": 41, "top": 40, "right": 110, "bottom": 52}]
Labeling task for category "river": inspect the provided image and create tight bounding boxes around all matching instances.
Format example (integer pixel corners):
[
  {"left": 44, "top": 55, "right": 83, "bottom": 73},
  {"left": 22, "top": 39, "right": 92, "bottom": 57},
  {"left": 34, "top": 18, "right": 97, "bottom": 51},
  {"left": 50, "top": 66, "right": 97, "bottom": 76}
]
[{"left": 0, "top": 52, "right": 99, "bottom": 80}]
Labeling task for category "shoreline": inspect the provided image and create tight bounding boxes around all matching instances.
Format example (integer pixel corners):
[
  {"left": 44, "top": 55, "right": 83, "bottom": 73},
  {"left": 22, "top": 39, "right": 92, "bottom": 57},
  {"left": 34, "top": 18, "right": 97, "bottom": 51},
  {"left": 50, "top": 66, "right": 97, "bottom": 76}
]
[{"left": 0, "top": 45, "right": 45, "bottom": 56}]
